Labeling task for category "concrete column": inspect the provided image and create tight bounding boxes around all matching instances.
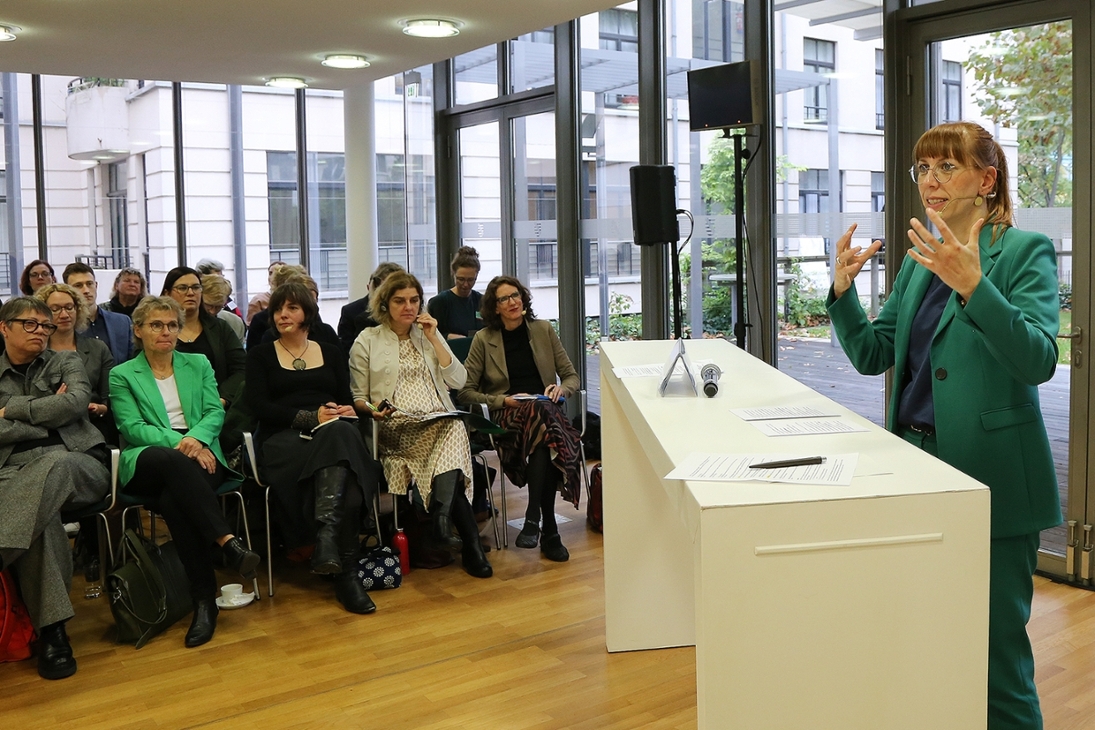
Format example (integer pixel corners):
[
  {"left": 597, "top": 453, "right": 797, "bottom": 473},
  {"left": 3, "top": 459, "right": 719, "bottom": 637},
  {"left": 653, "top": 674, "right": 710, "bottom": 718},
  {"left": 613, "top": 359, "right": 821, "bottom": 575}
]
[{"left": 343, "top": 83, "right": 378, "bottom": 301}]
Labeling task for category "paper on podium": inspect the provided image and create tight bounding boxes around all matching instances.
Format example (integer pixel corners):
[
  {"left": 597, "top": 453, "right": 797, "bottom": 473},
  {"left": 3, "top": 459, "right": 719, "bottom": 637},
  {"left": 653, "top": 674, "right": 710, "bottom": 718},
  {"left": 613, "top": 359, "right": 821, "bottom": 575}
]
[
  {"left": 665, "top": 452, "right": 858, "bottom": 486},
  {"left": 731, "top": 405, "right": 843, "bottom": 420},
  {"left": 748, "top": 418, "right": 870, "bottom": 437}
]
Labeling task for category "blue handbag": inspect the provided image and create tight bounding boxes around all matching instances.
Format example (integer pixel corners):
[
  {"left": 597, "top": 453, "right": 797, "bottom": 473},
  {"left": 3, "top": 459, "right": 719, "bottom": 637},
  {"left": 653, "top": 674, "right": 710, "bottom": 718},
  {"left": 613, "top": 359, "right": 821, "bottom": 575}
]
[{"left": 355, "top": 546, "right": 402, "bottom": 590}]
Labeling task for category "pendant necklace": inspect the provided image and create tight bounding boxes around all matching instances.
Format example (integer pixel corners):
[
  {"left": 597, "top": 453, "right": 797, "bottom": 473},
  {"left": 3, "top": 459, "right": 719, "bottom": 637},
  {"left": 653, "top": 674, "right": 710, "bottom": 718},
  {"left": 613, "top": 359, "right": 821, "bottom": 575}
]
[{"left": 279, "top": 339, "right": 310, "bottom": 371}]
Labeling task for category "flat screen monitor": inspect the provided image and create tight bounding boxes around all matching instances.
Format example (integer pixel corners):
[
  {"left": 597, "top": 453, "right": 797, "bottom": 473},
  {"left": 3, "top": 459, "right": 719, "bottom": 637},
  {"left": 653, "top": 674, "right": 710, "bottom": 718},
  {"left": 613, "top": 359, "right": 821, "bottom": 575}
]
[{"left": 687, "top": 60, "right": 760, "bottom": 132}]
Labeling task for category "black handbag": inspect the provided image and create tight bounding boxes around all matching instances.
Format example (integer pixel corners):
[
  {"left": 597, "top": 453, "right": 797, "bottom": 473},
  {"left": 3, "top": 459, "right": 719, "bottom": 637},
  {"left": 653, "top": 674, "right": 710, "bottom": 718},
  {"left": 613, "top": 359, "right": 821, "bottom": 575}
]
[
  {"left": 107, "top": 529, "right": 192, "bottom": 649},
  {"left": 355, "top": 545, "right": 402, "bottom": 591}
]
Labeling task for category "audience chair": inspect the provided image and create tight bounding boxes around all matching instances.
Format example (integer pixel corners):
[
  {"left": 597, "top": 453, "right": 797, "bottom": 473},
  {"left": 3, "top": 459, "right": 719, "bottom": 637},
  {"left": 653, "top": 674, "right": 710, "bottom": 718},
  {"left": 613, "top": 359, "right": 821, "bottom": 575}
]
[{"left": 60, "top": 448, "right": 121, "bottom": 599}]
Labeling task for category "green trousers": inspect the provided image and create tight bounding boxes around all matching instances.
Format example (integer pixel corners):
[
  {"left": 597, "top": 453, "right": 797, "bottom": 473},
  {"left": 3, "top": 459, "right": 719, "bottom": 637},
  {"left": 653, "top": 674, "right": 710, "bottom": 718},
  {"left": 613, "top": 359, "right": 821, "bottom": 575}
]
[{"left": 901, "top": 427, "right": 1042, "bottom": 730}]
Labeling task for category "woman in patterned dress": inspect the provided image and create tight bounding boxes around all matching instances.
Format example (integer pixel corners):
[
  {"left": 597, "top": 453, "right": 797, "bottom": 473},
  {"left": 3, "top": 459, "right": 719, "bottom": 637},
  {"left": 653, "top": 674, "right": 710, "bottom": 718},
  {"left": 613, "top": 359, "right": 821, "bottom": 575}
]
[
  {"left": 349, "top": 271, "right": 491, "bottom": 579},
  {"left": 457, "top": 276, "right": 582, "bottom": 563}
]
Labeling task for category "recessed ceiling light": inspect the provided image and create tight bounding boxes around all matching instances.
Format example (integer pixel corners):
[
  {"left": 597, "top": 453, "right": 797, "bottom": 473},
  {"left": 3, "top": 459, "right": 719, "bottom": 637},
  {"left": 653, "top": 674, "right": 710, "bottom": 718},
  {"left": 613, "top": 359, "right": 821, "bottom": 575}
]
[
  {"left": 265, "top": 77, "right": 308, "bottom": 89},
  {"left": 0, "top": 25, "right": 21, "bottom": 42},
  {"left": 401, "top": 19, "right": 461, "bottom": 38},
  {"left": 322, "top": 54, "right": 370, "bottom": 69}
]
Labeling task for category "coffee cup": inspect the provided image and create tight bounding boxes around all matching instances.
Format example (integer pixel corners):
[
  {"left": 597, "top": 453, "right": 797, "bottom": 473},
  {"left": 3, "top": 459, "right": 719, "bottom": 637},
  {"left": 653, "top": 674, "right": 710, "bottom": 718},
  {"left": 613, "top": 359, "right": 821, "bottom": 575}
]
[{"left": 221, "top": 583, "right": 243, "bottom": 601}]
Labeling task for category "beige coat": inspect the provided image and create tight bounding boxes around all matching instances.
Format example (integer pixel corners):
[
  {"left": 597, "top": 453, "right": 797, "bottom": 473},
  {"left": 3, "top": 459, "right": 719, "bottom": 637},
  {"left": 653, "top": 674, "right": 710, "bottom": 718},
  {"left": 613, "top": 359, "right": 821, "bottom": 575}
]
[
  {"left": 457, "top": 319, "right": 580, "bottom": 411},
  {"left": 348, "top": 324, "right": 465, "bottom": 410}
]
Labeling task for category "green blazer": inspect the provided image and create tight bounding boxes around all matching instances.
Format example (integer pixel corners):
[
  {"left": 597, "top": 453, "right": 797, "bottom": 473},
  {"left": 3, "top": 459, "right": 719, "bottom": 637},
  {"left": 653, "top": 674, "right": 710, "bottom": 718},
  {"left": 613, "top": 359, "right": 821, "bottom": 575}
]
[
  {"left": 109, "top": 350, "right": 231, "bottom": 486},
  {"left": 827, "top": 224, "right": 1062, "bottom": 538}
]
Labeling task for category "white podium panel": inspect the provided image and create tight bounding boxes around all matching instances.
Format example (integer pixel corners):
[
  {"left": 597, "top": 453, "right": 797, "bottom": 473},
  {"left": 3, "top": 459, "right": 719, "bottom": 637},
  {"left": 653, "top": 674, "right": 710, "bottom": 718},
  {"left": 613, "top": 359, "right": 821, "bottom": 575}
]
[{"left": 600, "top": 339, "right": 990, "bottom": 730}]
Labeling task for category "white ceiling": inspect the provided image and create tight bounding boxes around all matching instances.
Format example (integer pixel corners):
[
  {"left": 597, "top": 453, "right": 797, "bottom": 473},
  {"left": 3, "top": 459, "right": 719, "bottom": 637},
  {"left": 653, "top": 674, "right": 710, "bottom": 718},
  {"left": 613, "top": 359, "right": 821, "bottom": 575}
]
[{"left": 0, "top": 0, "right": 622, "bottom": 89}]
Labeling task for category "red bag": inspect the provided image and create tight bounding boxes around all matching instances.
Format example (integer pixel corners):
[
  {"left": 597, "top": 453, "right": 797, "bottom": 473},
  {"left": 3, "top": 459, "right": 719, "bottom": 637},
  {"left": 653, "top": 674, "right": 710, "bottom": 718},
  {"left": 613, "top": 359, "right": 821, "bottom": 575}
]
[
  {"left": 1, "top": 567, "right": 36, "bottom": 662},
  {"left": 586, "top": 464, "right": 603, "bottom": 534}
]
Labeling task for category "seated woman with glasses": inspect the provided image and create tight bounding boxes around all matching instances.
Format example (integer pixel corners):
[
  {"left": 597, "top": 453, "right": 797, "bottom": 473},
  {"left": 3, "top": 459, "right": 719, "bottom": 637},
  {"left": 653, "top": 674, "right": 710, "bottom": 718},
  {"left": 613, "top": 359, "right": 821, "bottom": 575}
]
[
  {"left": 34, "top": 284, "right": 115, "bottom": 445},
  {"left": 245, "top": 282, "right": 378, "bottom": 614},
  {"left": 110, "top": 296, "right": 260, "bottom": 648},
  {"left": 20, "top": 260, "right": 55, "bottom": 296},
  {"left": 349, "top": 271, "right": 491, "bottom": 579},
  {"left": 458, "top": 276, "right": 582, "bottom": 562},
  {"left": 427, "top": 246, "right": 484, "bottom": 345},
  {"left": 161, "top": 267, "right": 246, "bottom": 410}
]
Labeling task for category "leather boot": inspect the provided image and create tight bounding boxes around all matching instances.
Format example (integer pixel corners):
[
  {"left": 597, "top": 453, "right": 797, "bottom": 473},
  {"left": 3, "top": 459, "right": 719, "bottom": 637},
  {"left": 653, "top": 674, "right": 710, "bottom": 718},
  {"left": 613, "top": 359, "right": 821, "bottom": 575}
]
[
  {"left": 184, "top": 598, "right": 218, "bottom": 648},
  {"left": 335, "top": 553, "right": 377, "bottom": 614},
  {"left": 427, "top": 470, "right": 463, "bottom": 550},
  {"left": 221, "top": 537, "right": 260, "bottom": 580},
  {"left": 451, "top": 492, "right": 492, "bottom": 578},
  {"left": 311, "top": 466, "right": 349, "bottom": 574},
  {"left": 37, "top": 621, "right": 77, "bottom": 679}
]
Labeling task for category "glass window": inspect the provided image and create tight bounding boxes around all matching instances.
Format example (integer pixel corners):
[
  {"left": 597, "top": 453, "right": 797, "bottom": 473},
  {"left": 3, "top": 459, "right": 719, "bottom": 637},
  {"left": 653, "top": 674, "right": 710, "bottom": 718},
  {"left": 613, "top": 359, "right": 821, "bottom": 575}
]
[
  {"left": 876, "top": 49, "right": 885, "bottom": 130},
  {"left": 454, "top": 46, "right": 498, "bottom": 106},
  {"left": 599, "top": 8, "right": 639, "bottom": 52},
  {"left": 693, "top": 0, "right": 745, "bottom": 63},
  {"left": 871, "top": 171, "right": 885, "bottom": 213},
  {"left": 804, "top": 38, "right": 835, "bottom": 123},
  {"left": 798, "top": 169, "right": 830, "bottom": 214},
  {"left": 107, "top": 160, "right": 129, "bottom": 268},
  {"left": 943, "top": 60, "right": 962, "bottom": 122},
  {"left": 509, "top": 28, "right": 555, "bottom": 94}
]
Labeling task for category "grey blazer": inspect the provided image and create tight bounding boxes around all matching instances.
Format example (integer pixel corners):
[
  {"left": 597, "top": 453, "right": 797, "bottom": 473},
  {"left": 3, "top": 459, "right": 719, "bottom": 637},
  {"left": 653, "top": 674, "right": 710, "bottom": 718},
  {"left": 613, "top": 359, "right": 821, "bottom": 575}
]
[
  {"left": 74, "top": 334, "right": 114, "bottom": 406},
  {"left": 0, "top": 349, "right": 105, "bottom": 468},
  {"left": 458, "top": 319, "right": 580, "bottom": 411}
]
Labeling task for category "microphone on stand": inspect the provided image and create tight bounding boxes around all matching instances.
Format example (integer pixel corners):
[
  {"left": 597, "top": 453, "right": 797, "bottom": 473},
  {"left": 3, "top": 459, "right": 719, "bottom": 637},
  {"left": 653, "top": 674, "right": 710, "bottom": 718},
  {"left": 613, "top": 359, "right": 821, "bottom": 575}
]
[{"left": 701, "top": 364, "right": 722, "bottom": 398}]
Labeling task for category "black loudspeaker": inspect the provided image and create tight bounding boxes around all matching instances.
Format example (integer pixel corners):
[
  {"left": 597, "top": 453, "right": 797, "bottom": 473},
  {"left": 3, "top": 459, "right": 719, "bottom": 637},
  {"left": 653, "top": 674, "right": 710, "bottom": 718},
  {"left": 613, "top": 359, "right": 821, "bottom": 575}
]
[{"left": 629, "top": 165, "right": 679, "bottom": 245}]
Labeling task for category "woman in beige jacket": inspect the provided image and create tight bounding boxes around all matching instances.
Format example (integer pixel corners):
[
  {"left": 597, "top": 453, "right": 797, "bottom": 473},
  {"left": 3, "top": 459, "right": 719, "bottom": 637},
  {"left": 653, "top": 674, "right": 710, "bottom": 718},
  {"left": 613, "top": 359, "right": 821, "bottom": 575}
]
[{"left": 458, "top": 276, "right": 581, "bottom": 562}]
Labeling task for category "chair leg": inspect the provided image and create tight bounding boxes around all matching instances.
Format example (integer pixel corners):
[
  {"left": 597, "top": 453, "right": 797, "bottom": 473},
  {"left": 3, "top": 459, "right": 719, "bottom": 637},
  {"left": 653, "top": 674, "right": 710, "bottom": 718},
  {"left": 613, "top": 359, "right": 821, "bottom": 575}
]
[
  {"left": 226, "top": 491, "right": 261, "bottom": 600},
  {"left": 264, "top": 487, "right": 275, "bottom": 597}
]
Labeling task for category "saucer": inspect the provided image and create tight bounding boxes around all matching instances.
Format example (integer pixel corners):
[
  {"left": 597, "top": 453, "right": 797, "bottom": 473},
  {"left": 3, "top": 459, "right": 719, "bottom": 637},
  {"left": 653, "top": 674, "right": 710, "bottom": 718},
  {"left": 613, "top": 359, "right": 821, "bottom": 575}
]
[{"left": 216, "top": 592, "right": 255, "bottom": 610}]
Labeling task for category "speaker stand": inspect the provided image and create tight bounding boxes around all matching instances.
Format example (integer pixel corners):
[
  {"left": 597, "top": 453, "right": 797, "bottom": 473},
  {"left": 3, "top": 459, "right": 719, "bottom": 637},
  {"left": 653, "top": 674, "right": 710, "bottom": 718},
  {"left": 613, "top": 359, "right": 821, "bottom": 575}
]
[{"left": 731, "top": 131, "right": 749, "bottom": 350}]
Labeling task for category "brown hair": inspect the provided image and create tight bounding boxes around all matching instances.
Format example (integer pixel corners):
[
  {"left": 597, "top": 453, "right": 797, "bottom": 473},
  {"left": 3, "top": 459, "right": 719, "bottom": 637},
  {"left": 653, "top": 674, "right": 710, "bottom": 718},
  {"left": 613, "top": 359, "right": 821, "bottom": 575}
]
[
  {"left": 450, "top": 246, "right": 481, "bottom": 275},
  {"left": 369, "top": 262, "right": 405, "bottom": 291},
  {"left": 480, "top": 276, "right": 534, "bottom": 330},
  {"left": 20, "top": 260, "right": 55, "bottom": 295},
  {"left": 913, "top": 121, "right": 1013, "bottom": 242},
  {"left": 267, "top": 282, "right": 319, "bottom": 333},
  {"left": 370, "top": 271, "right": 424, "bottom": 328}
]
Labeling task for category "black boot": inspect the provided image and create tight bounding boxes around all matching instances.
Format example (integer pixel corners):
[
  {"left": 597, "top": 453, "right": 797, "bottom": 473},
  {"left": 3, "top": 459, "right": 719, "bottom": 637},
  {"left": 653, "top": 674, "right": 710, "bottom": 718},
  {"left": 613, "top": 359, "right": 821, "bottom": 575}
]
[
  {"left": 427, "top": 470, "right": 463, "bottom": 550},
  {"left": 37, "top": 621, "right": 77, "bottom": 679},
  {"left": 451, "top": 492, "right": 492, "bottom": 578},
  {"left": 335, "top": 553, "right": 377, "bottom": 614},
  {"left": 184, "top": 598, "right": 218, "bottom": 648},
  {"left": 221, "top": 537, "right": 260, "bottom": 580},
  {"left": 311, "top": 466, "right": 349, "bottom": 574}
]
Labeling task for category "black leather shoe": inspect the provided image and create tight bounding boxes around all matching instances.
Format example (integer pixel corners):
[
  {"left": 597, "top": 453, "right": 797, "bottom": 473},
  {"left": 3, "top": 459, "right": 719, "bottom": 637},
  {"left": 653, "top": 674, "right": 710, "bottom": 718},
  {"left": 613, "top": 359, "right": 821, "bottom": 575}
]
[
  {"left": 540, "top": 532, "right": 570, "bottom": 562},
  {"left": 310, "top": 525, "right": 342, "bottom": 575},
  {"left": 37, "top": 621, "right": 77, "bottom": 680},
  {"left": 515, "top": 520, "right": 540, "bottom": 549},
  {"left": 184, "top": 598, "right": 218, "bottom": 648},
  {"left": 461, "top": 541, "right": 493, "bottom": 579},
  {"left": 431, "top": 512, "right": 463, "bottom": 551},
  {"left": 221, "top": 537, "right": 260, "bottom": 580},
  {"left": 335, "top": 560, "right": 377, "bottom": 614}
]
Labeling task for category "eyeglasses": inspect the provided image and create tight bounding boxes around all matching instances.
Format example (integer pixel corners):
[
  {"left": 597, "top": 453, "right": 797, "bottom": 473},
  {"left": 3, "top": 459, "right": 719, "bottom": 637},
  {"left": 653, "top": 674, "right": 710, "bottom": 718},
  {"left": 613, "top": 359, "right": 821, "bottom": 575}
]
[
  {"left": 144, "top": 321, "right": 181, "bottom": 334},
  {"left": 454, "top": 276, "right": 477, "bottom": 285},
  {"left": 496, "top": 292, "right": 522, "bottom": 305},
  {"left": 909, "top": 161, "right": 966, "bottom": 184},
  {"left": 172, "top": 284, "right": 203, "bottom": 294},
  {"left": 29, "top": 271, "right": 53, "bottom": 280},
  {"left": 8, "top": 318, "right": 58, "bottom": 334},
  {"left": 48, "top": 305, "right": 76, "bottom": 314}
]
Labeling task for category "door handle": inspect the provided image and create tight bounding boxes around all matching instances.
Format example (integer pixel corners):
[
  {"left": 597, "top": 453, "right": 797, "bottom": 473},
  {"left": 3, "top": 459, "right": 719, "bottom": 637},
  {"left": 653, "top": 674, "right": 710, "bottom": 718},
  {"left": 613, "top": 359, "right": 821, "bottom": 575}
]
[{"left": 1057, "top": 325, "right": 1081, "bottom": 342}]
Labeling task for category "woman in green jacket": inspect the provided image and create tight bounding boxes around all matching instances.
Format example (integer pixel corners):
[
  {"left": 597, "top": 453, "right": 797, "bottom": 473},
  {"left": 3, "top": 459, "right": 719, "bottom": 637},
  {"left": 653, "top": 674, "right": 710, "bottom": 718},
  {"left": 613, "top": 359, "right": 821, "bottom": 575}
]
[{"left": 828, "top": 121, "right": 1060, "bottom": 730}]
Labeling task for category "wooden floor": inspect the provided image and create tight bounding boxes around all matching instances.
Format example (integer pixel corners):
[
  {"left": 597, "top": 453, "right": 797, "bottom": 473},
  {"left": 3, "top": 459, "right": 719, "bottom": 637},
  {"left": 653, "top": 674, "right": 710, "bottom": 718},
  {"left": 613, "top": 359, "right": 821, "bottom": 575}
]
[{"left": 3, "top": 472, "right": 1095, "bottom": 729}]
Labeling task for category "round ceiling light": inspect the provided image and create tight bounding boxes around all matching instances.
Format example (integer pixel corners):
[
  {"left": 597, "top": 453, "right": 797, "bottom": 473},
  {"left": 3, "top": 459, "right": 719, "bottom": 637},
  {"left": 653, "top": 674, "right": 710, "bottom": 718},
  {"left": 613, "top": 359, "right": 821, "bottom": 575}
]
[
  {"left": 322, "top": 54, "right": 370, "bottom": 69},
  {"left": 0, "top": 25, "right": 21, "bottom": 42},
  {"left": 401, "top": 19, "right": 461, "bottom": 38},
  {"left": 265, "top": 77, "right": 308, "bottom": 89}
]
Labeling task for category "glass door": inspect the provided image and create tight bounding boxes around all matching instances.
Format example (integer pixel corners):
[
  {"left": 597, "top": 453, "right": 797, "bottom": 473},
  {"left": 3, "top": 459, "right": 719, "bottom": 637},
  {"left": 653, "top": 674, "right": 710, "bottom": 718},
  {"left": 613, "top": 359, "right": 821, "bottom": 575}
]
[{"left": 896, "top": 0, "right": 1091, "bottom": 580}]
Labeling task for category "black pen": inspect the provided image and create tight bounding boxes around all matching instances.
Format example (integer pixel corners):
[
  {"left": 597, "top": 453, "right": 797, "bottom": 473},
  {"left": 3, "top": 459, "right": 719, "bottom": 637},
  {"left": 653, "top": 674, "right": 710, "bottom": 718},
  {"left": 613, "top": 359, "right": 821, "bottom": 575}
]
[{"left": 749, "top": 456, "right": 825, "bottom": 470}]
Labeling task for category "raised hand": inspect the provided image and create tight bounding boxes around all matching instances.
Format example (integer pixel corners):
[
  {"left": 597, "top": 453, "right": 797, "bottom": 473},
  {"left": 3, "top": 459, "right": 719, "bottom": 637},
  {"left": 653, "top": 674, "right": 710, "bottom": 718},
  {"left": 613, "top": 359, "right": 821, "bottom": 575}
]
[
  {"left": 907, "top": 208, "right": 984, "bottom": 300},
  {"left": 833, "top": 223, "right": 883, "bottom": 298}
]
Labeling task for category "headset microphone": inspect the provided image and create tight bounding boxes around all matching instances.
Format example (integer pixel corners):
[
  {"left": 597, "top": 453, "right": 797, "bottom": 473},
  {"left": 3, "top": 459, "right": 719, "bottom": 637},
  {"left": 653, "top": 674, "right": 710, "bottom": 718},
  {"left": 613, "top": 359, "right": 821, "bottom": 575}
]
[{"left": 700, "top": 364, "right": 721, "bottom": 398}]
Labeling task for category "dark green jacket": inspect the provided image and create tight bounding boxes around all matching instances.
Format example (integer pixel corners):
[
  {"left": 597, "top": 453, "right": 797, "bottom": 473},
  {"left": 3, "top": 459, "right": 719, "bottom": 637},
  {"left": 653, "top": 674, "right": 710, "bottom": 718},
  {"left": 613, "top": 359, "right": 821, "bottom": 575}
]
[{"left": 827, "top": 224, "right": 1062, "bottom": 538}]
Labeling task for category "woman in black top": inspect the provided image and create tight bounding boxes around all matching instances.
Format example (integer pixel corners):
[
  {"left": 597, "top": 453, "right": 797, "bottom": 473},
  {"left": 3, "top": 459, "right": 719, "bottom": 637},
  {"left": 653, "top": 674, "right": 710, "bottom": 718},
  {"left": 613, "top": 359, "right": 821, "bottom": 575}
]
[
  {"left": 245, "top": 282, "right": 379, "bottom": 614},
  {"left": 427, "top": 246, "right": 484, "bottom": 346},
  {"left": 162, "top": 267, "right": 246, "bottom": 409}
]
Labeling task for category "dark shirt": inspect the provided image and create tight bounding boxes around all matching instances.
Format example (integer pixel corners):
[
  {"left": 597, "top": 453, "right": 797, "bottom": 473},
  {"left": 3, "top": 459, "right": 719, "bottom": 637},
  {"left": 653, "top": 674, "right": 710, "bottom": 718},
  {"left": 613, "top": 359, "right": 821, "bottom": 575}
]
[
  {"left": 897, "top": 274, "right": 952, "bottom": 429},
  {"left": 338, "top": 296, "right": 370, "bottom": 353},
  {"left": 176, "top": 329, "right": 218, "bottom": 371},
  {"left": 244, "top": 341, "right": 352, "bottom": 448},
  {"left": 501, "top": 322, "right": 544, "bottom": 395},
  {"left": 427, "top": 290, "right": 483, "bottom": 338},
  {"left": 103, "top": 296, "right": 138, "bottom": 319},
  {"left": 85, "top": 310, "right": 110, "bottom": 346}
]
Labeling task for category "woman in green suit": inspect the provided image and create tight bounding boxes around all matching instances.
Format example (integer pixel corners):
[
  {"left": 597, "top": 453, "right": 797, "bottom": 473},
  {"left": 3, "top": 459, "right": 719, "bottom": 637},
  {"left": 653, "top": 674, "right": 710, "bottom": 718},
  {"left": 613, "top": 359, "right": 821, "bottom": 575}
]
[
  {"left": 110, "top": 296, "right": 259, "bottom": 648},
  {"left": 828, "top": 121, "right": 1060, "bottom": 729}
]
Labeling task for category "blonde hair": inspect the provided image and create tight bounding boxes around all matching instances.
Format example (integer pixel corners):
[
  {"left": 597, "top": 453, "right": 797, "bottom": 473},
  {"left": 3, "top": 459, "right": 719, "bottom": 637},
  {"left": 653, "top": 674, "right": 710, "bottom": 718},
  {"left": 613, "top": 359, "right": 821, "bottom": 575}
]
[
  {"left": 35, "top": 283, "right": 89, "bottom": 332},
  {"left": 201, "top": 274, "right": 233, "bottom": 306}
]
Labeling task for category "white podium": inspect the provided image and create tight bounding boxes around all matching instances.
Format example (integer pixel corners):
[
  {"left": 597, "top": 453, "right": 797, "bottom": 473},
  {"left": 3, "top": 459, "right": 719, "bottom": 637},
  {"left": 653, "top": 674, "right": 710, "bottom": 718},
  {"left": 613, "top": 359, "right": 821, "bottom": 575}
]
[{"left": 600, "top": 339, "right": 990, "bottom": 730}]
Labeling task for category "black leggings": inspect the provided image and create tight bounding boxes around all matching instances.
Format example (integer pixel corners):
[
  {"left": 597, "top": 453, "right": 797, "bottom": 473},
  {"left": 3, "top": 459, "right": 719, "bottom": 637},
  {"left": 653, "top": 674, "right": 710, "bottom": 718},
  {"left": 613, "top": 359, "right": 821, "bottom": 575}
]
[{"left": 126, "top": 447, "right": 229, "bottom": 600}]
